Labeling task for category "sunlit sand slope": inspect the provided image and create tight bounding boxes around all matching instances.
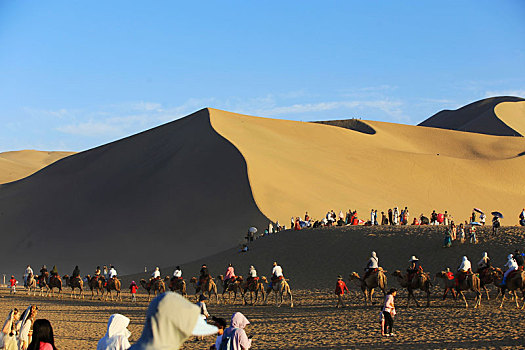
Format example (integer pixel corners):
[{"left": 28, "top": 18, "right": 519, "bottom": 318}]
[
  {"left": 418, "top": 96, "right": 524, "bottom": 136},
  {"left": 495, "top": 101, "right": 525, "bottom": 137},
  {"left": 0, "top": 109, "right": 268, "bottom": 275},
  {"left": 0, "top": 150, "right": 74, "bottom": 184},
  {"left": 210, "top": 108, "right": 525, "bottom": 225}
]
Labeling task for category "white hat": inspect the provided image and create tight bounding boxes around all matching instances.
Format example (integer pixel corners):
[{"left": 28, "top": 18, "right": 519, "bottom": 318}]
[
  {"left": 409, "top": 256, "right": 419, "bottom": 262},
  {"left": 192, "top": 316, "right": 219, "bottom": 336}
]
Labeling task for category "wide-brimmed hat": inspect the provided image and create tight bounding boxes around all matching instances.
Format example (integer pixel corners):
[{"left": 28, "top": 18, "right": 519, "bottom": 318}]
[{"left": 409, "top": 256, "right": 419, "bottom": 262}]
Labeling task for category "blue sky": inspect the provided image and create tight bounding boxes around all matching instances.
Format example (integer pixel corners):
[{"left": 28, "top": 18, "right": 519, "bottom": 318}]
[{"left": 1, "top": 1, "right": 524, "bottom": 151}]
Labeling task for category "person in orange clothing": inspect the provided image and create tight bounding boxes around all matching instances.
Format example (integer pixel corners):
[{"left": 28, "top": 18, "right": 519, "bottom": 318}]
[
  {"left": 9, "top": 276, "right": 17, "bottom": 294},
  {"left": 335, "top": 275, "right": 349, "bottom": 308}
]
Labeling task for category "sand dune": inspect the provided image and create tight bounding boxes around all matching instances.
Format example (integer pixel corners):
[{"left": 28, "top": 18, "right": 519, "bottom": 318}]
[
  {"left": 0, "top": 150, "right": 74, "bottom": 184},
  {"left": 209, "top": 107, "right": 525, "bottom": 227},
  {"left": 418, "top": 96, "right": 524, "bottom": 136},
  {"left": 0, "top": 109, "right": 268, "bottom": 276}
]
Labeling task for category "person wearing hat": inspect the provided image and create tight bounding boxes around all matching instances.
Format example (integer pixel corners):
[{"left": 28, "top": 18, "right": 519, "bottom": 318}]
[
  {"left": 173, "top": 266, "right": 183, "bottom": 279},
  {"left": 269, "top": 262, "right": 283, "bottom": 288},
  {"left": 381, "top": 289, "right": 397, "bottom": 337},
  {"left": 362, "top": 251, "right": 379, "bottom": 281},
  {"left": 198, "top": 264, "right": 210, "bottom": 287},
  {"left": 220, "top": 312, "right": 252, "bottom": 350},
  {"left": 502, "top": 254, "right": 518, "bottom": 286},
  {"left": 407, "top": 256, "right": 422, "bottom": 285},
  {"left": 335, "top": 276, "right": 349, "bottom": 308},
  {"left": 130, "top": 292, "right": 218, "bottom": 350},
  {"left": 247, "top": 266, "right": 258, "bottom": 289},
  {"left": 476, "top": 252, "right": 491, "bottom": 277}
]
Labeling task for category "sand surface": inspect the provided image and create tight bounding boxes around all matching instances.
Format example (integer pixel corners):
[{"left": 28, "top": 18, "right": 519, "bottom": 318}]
[
  {"left": 1, "top": 284, "right": 523, "bottom": 349},
  {"left": 209, "top": 108, "right": 525, "bottom": 227},
  {"left": 0, "top": 150, "right": 74, "bottom": 184}
]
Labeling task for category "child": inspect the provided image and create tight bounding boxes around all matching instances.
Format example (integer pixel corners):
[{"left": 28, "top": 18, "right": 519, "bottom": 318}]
[
  {"left": 129, "top": 281, "right": 139, "bottom": 302},
  {"left": 210, "top": 316, "right": 227, "bottom": 350},
  {"left": 335, "top": 275, "right": 349, "bottom": 308},
  {"left": 381, "top": 288, "right": 397, "bottom": 337},
  {"left": 9, "top": 276, "right": 17, "bottom": 294},
  {"left": 196, "top": 295, "right": 210, "bottom": 319}
]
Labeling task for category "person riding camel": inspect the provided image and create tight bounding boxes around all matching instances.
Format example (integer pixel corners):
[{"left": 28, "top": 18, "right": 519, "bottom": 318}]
[
  {"left": 457, "top": 256, "right": 472, "bottom": 286},
  {"left": 72, "top": 266, "right": 81, "bottom": 280},
  {"left": 363, "top": 251, "right": 379, "bottom": 281},
  {"left": 501, "top": 254, "right": 518, "bottom": 286},
  {"left": 24, "top": 265, "right": 33, "bottom": 287},
  {"left": 151, "top": 267, "right": 161, "bottom": 280},
  {"left": 224, "top": 264, "right": 236, "bottom": 289},
  {"left": 108, "top": 265, "right": 117, "bottom": 280},
  {"left": 477, "top": 252, "right": 491, "bottom": 277},
  {"left": 513, "top": 249, "right": 524, "bottom": 270},
  {"left": 94, "top": 266, "right": 101, "bottom": 281},
  {"left": 40, "top": 265, "right": 48, "bottom": 276},
  {"left": 407, "top": 256, "right": 423, "bottom": 283},
  {"left": 173, "top": 266, "right": 183, "bottom": 280},
  {"left": 199, "top": 264, "right": 210, "bottom": 286},
  {"left": 269, "top": 261, "right": 284, "bottom": 289},
  {"left": 51, "top": 265, "right": 58, "bottom": 276},
  {"left": 247, "top": 265, "right": 258, "bottom": 288}
]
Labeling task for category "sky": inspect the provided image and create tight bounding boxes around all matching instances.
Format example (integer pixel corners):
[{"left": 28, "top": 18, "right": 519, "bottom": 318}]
[{"left": 0, "top": 1, "right": 524, "bottom": 151}]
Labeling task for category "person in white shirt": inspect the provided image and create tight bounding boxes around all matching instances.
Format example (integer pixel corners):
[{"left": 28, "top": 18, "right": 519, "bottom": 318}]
[
  {"left": 152, "top": 267, "right": 161, "bottom": 279},
  {"left": 249, "top": 266, "right": 257, "bottom": 278},
  {"left": 109, "top": 266, "right": 117, "bottom": 279},
  {"left": 393, "top": 208, "right": 399, "bottom": 225},
  {"left": 173, "top": 266, "right": 182, "bottom": 278},
  {"left": 24, "top": 265, "right": 33, "bottom": 287},
  {"left": 363, "top": 251, "right": 379, "bottom": 281},
  {"left": 458, "top": 256, "right": 471, "bottom": 272},
  {"left": 269, "top": 262, "right": 283, "bottom": 289},
  {"left": 502, "top": 254, "right": 518, "bottom": 285}
]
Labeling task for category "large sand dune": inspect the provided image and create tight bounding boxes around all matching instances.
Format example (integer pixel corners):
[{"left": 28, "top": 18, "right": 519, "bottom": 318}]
[
  {"left": 0, "top": 150, "right": 74, "bottom": 184},
  {"left": 0, "top": 109, "right": 269, "bottom": 276},
  {"left": 418, "top": 96, "right": 525, "bottom": 136}
]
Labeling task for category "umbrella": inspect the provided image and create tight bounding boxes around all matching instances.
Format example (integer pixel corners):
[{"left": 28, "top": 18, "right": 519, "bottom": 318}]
[
  {"left": 248, "top": 227, "right": 258, "bottom": 234},
  {"left": 470, "top": 222, "right": 482, "bottom": 226},
  {"left": 473, "top": 208, "right": 484, "bottom": 214},
  {"left": 491, "top": 211, "right": 504, "bottom": 219}
]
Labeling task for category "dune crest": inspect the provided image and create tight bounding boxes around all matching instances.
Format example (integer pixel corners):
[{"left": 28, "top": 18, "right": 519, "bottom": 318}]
[
  {"left": 0, "top": 150, "right": 74, "bottom": 184},
  {"left": 209, "top": 108, "right": 525, "bottom": 225},
  {"left": 494, "top": 101, "right": 525, "bottom": 137}
]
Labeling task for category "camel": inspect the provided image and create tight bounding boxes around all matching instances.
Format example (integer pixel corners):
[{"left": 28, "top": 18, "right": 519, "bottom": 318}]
[
  {"left": 434, "top": 271, "right": 457, "bottom": 301},
  {"left": 140, "top": 278, "right": 166, "bottom": 301},
  {"left": 86, "top": 275, "right": 105, "bottom": 300},
  {"left": 47, "top": 274, "right": 63, "bottom": 298},
  {"left": 436, "top": 271, "right": 481, "bottom": 308},
  {"left": 242, "top": 276, "right": 266, "bottom": 305},
  {"left": 218, "top": 275, "right": 244, "bottom": 304},
  {"left": 478, "top": 267, "right": 503, "bottom": 300},
  {"left": 63, "top": 275, "right": 85, "bottom": 299},
  {"left": 167, "top": 276, "right": 187, "bottom": 297},
  {"left": 189, "top": 277, "right": 219, "bottom": 304},
  {"left": 349, "top": 269, "right": 387, "bottom": 306},
  {"left": 105, "top": 277, "right": 122, "bottom": 301},
  {"left": 25, "top": 274, "right": 37, "bottom": 296},
  {"left": 392, "top": 270, "right": 431, "bottom": 307},
  {"left": 264, "top": 277, "right": 293, "bottom": 307},
  {"left": 499, "top": 269, "right": 525, "bottom": 309}
]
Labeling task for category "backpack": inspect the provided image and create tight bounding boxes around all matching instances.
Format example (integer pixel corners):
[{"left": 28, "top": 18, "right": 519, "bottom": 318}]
[{"left": 219, "top": 328, "right": 238, "bottom": 350}]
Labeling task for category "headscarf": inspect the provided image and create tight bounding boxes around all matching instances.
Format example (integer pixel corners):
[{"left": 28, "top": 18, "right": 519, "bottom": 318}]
[
  {"left": 130, "top": 292, "right": 217, "bottom": 350},
  {"left": 97, "top": 314, "right": 131, "bottom": 350},
  {"left": 230, "top": 312, "right": 250, "bottom": 329},
  {"left": 371, "top": 251, "right": 377, "bottom": 259},
  {"left": 2, "top": 309, "right": 16, "bottom": 334}
]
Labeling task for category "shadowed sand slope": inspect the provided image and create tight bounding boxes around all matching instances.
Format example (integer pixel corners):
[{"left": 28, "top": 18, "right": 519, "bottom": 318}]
[
  {"left": 209, "top": 108, "right": 525, "bottom": 226},
  {"left": 418, "top": 96, "right": 525, "bottom": 136},
  {"left": 0, "top": 109, "right": 269, "bottom": 275},
  {"left": 0, "top": 150, "right": 74, "bottom": 184},
  {"left": 126, "top": 225, "right": 525, "bottom": 290}
]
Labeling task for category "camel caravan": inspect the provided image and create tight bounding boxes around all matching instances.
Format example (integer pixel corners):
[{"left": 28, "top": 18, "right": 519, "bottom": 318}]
[{"left": 18, "top": 250, "right": 525, "bottom": 310}]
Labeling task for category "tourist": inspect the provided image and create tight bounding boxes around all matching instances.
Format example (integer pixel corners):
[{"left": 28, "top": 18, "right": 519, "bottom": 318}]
[
  {"left": 18, "top": 305, "right": 38, "bottom": 350},
  {"left": 196, "top": 295, "right": 210, "bottom": 320},
  {"left": 363, "top": 251, "right": 379, "bottom": 281},
  {"left": 501, "top": 254, "right": 518, "bottom": 286},
  {"left": 477, "top": 252, "right": 491, "bottom": 277},
  {"left": 513, "top": 249, "right": 524, "bottom": 268},
  {"left": 129, "top": 292, "right": 218, "bottom": 350},
  {"left": 402, "top": 207, "right": 409, "bottom": 225},
  {"left": 24, "top": 266, "right": 33, "bottom": 288},
  {"left": 1, "top": 308, "right": 20, "bottom": 350},
  {"left": 9, "top": 276, "right": 17, "bottom": 294},
  {"left": 393, "top": 207, "right": 399, "bottom": 225},
  {"left": 381, "top": 288, "right": 397, "bottom": 337},
  {"left": 224, "top": 264, "right": 236, "bottom": 289},
  {"left": 443, "top": 229, "right": 452, "bottom": 248},
  {"left": 335, "top": 275, "right": 349, "bottom": 308},
  {"left": 220, "top": 312, "right": 252, "bottom": 350},
  {"left": 381, "top": 212, "right": 388, "bottom": 225},
  {"left": 269, "top": 262, "right": 283, "bottom": 289},
  {"left": 27, "top": 319, "right": 57, "bottom": 350},
  {"left": 103, "top": 265, "right": 109, "bottom": 279},
  {"left": 97, "top": 314, "right": 132, "bottom": 350},
  {"left": 469, "top": 225, "right": 477, "bottom": 244},
  {"left": 458, "top": 223, "right": 465, "bottom": 243},
  {"left": 479, "top": 212, "right": 486, "bottom": 226},
  {"left": 109, "top": 266, "right": 118, "bottom": 279},
  {"left": 388, "top": 209, "right": 393, "bottom": 225},
  {"left": 412, "top": 217, "right": 419, "bottom": 225},
  {"left": 471, "top": 211, "right": 476, "bottom": 223},
  {"left": 430, "top": 210, "right": 438, "bottom": 225},
  {"left": 450, "top": 222, "right": 457, "bottom": 240},
  {"left": 129, "top": 281, "right": 139, "bottom": 302},
  {"left": 519, "top": 209, "right": 525, "bottom": 226},
  {"left": 492, "top": 215, "right": 501, "bottom": 235}
]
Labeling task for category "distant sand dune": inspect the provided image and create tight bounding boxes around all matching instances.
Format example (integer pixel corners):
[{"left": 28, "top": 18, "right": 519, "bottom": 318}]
[{"left": 0, "top": 150, "right": 74, "bottom": 184}]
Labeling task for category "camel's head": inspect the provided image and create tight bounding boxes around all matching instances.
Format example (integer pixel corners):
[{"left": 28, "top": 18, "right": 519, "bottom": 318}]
[
  {"left": 86, "top": 274, "right": 91, "bottom": 280},
  {"left": 237, "top": 276, "right": 244, "bottom": 282},
  {"left": 261, "top": 276, "right": 268, "bottom": 283},
  {"left": 392, "top": 270, "right": 402, "bottom": 277},
  {"left": 190, "top": 277, "right": 197, "bottom": 284},
  {"left": 349, "top": 272, "right": 360, "bottom": 280}
]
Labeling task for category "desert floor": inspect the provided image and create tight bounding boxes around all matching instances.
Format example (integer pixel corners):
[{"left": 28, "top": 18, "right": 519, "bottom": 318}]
[{"left": 1, "top": 283, "right": 524, "bottom": 349}]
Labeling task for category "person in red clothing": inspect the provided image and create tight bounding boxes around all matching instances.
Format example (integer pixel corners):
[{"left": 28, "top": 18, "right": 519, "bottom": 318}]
[
  {"left": 335, "top": 275, "right": 349, "bottom": 308},
  {"left": 294, "top": 217, "right": 301, "bottom": 231},
  {"left": 129, "top": 281, "right": 139, "bottom": 302},
  {"left": 9, "top": 275, "right": 17, "bottom": 294}
]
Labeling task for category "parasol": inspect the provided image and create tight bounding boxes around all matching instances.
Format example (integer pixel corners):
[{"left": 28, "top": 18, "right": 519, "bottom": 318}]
[{"left": 491, "top": 211, "right": 503, "bottom": 219}]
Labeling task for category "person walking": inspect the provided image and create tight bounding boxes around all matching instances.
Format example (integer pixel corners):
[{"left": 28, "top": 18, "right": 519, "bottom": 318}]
[
  {"left": 220, "top": 312, "right": 252, "bottom": 350},
  {"left": 129, "top": 281, "right": 139, "bottom": 302},
  {"left": 335, "top": 276, "right": 349, "bottom": 308},
  {"left": 381, "top": 289, "right": 397, "bottom": 337},
  {"left": 492, "top": 215, "right": 501, "bottom": 235},
  {"left": 8, "top": 276, "right": 17, "bottom": 294}
]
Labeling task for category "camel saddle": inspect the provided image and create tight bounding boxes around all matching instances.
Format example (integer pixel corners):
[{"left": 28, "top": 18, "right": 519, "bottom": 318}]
[
  {"left": 248, "top": 277, "right": 259, "bottom": 287},
  {"left": 271, "top": 276, "right": 283, "bottom": 282}
]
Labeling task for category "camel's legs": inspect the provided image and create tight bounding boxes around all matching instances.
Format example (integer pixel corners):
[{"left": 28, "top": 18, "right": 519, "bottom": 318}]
[
  {"left": 459, "top": 291, "right": 468, "bottom": 308},
  {"left": 482, "top": 285, "right": 490, "bottom": 300}
]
